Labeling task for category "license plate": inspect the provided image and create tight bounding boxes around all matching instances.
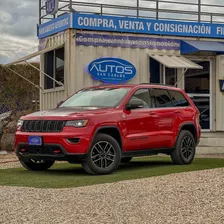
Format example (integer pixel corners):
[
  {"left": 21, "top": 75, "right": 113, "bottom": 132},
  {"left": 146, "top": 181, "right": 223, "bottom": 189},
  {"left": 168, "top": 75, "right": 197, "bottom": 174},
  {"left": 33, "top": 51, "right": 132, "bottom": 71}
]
[{"left": 28, "top": 136, "right": 42, "bottom": 146}]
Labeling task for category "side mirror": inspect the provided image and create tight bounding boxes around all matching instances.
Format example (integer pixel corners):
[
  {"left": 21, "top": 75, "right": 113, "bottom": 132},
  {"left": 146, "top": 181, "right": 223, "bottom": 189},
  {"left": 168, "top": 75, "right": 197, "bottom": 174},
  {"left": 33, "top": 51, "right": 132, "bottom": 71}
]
[
  {"left": 126, "top": 98, "right": 144, "bottom": 110},
  {"left": 57, "top": 101, "right": 64, "bottom": 108}
]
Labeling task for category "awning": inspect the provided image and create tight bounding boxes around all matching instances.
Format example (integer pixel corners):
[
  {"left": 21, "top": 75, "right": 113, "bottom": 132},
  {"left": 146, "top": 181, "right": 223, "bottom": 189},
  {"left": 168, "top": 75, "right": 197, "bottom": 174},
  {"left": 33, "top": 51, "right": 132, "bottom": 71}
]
[
  {"left": 181, "top": 40, "right": 224, "bottom": 54},
  {"left": 4, "top": 43, "right": 64, "bottom": 66},
  {"left": 3, "top": 43, "right": 64, "bottom": 90},
  {"left": 149, "top": 54, "right": 203, "bottom": 69}
]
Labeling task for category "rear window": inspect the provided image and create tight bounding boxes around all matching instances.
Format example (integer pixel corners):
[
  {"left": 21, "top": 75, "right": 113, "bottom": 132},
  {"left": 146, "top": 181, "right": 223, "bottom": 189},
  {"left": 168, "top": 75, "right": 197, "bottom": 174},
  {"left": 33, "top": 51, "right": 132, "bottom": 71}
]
[{"left": 169, "top": 90, "right": 189, "bottom": 107}]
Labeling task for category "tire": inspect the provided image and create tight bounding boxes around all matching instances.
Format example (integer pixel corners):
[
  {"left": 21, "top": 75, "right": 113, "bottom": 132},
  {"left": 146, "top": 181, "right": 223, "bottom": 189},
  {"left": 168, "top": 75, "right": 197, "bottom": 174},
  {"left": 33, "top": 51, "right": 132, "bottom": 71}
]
[
  {"left": 83, "top": 133, "right": 121, "bottom": 175},
  {"left": 121, "top": 157, "right": 132, "bottom": 163},
  {"left": 81, "top": 163, "right": 96, "bottom": 175},
  {"left": 19, "top": 159, "right": 55, "bottom": 171},
  {"left": 171, "top": 130, "right": 196, "bottom": 165}
]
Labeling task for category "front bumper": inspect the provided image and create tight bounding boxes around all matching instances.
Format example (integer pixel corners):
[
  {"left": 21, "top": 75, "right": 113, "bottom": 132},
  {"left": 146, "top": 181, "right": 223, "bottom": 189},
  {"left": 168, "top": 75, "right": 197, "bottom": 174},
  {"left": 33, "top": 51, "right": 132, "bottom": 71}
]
[
  {"left": 15, "top": 126, "right": 94, "bottom": 157},
  {"left": 16, "top": 143, "right": 87, "bottom": 163}
]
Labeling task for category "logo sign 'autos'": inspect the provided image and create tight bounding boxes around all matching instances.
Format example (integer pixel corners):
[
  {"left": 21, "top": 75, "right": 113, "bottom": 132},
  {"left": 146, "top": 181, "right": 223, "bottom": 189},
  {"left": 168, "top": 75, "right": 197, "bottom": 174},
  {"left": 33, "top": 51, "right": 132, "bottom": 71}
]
[
  {"left": 45, "top": 0, "right": 59, "bottom": 15},
  {"left": 88, "top": 58, "right": 136, "bottom": 84}
]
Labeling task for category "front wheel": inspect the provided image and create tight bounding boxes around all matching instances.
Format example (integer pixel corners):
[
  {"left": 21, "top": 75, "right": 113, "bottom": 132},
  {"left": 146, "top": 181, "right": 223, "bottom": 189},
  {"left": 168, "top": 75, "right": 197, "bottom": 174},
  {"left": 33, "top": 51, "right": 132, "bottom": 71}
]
[
  {"left": 19, "top": 159, "right": 55, "bottom": 171},
  {"left": 171, "top": 130, "right": 196, "bottom": 165},
  {"left": 82, "top": 134, "right": 121, "bottom": 175}
]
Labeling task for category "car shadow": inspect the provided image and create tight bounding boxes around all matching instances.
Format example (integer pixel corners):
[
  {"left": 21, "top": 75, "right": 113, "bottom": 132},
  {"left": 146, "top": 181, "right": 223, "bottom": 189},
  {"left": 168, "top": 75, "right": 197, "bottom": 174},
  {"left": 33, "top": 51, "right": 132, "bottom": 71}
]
[
  {"left": 119, "top": 160, "right": 174, "bottom": 171},
  {"left": 44, "top": 158, "right": 174, "bottom": 176}
]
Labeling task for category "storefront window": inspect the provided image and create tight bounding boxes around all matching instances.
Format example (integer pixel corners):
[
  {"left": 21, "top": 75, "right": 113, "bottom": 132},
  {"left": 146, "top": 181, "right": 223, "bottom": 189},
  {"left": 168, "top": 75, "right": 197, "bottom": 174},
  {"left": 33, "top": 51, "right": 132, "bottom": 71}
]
[
  {"left": 55, "top": 48, "right": 65, "bottom": 87},
  {"left": 165, "top": 67, "right": 177, "bottom": 86},
  {"left": 44, "top": 47, "right": 65, "bottom": 90},
  {"left": 185, "top": 61, "right": 210, "bottom": 94},
  {"left": 44, "top": 51, "right": 54, "bottom": 89},
  {"left": 185, "top": 61, "right": 211, "bottom": 130}
]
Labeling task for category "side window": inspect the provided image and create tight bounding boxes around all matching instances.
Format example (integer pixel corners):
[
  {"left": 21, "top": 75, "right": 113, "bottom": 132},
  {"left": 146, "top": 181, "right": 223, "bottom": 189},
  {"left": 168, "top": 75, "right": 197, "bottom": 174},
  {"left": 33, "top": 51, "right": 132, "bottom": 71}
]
[
  {"left": 169, "top": 90, "right": 189, "bottom": 107},
  {"left": 152, "top": 88, "right": 173, "bottom": 108},
  {"left": 129, "top": 89, "right": 151, "bottom": 109}
]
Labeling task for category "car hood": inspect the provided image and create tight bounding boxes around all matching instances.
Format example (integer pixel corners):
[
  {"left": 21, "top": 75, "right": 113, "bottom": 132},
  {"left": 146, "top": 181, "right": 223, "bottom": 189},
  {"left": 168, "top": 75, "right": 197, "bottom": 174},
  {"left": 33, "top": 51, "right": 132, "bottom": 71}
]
[{"left": 22, "top": 107, "right": 115, "bottom": 119}]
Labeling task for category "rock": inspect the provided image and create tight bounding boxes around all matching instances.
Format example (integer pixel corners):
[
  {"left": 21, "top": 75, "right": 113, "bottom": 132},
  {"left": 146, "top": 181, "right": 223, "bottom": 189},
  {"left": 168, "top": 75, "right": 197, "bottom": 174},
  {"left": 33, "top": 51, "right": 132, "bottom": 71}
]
[
  {"left": 10, "top": 114, "right": 17, "bottom": 121},
  {"left": 23, "top": 109, "right": 33, "bottom": 116},
  {"left": 4, "top": 120, "right": 17, "bottom": 133},
  {"left": 0, "top": 121, "right": 3, "bottom": 136},
  {"left": 0, "top": 134, "right": 15, "bottom": 151},
  {"left": 16, "top": 109, "right": 33, "bottom": 120},
  {"left": 0, "top": 150, "right": 7, "bottom": 155},
  {"left": 2, "top": 120, "right": 9, "bottom": 127},
  {"left": 16, "top": 111, "right": 24, "bottom": 120}
]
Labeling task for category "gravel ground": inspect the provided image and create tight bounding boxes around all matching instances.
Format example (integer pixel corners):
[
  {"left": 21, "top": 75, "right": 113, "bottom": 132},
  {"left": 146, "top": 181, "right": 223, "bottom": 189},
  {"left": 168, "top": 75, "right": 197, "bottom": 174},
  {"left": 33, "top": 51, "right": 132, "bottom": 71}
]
[{"left": 0, "top": 168, "right": 223, "bottom": 224}]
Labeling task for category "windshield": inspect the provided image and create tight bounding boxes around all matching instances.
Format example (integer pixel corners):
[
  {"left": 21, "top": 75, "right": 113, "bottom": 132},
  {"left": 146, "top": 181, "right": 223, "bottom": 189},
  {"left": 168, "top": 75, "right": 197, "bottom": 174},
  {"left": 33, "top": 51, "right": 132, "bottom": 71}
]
[{"left": 60, "top": 87, "right": 130, "bottom": 108}]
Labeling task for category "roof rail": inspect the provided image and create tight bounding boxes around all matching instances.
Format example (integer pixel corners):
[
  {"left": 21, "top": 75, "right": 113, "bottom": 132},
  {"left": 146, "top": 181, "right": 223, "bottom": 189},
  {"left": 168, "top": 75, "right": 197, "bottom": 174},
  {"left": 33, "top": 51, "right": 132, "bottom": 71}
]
[{"left": 139, "top": 83, "right": 174, "bottom": 87}]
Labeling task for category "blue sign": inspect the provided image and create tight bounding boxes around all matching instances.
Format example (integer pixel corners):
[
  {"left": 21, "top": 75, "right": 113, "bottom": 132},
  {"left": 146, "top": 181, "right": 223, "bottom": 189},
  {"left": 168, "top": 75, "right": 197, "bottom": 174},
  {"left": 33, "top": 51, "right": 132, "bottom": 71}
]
[
  {"left": 88, "top": 58, "right": 136, "bottom": 84},
  {"left": 76, "top": 33, "right": 180, "bottom": 50},
  {"left": 46, "top": 0, "right": 59, "bottom": 15},
  {"left": 73, "top": 13, "right": 224, "bottom": 39},
  {"left": 219, "top": 80, "right": 224, "bottom": 93},
  {"left": 38, "top": 13, "right": 70, "bottom": 39}
]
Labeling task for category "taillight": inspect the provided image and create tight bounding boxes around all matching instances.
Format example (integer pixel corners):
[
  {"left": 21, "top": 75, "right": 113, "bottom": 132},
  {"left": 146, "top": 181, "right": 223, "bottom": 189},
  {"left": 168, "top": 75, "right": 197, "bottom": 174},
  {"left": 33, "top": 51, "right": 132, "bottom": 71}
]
[{"left": 196, "top": 113, "right": 200, "bottom": 125}]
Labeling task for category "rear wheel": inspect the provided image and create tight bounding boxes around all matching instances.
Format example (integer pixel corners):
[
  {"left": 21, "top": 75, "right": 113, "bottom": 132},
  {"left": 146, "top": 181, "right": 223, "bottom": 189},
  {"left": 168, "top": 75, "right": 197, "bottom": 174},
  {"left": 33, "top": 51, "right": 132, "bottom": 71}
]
[
  {"left": 19, "top": 159, "right": 55, "bottom": 171},
  {"left": 82, "top": 134, "right": 121, "bottom": 175},
  {"left": 171, "top": 130, "right": 196, "bottom": 165},
  {"left": 121, "top": 157, "right": 132, "bottom": 163}
]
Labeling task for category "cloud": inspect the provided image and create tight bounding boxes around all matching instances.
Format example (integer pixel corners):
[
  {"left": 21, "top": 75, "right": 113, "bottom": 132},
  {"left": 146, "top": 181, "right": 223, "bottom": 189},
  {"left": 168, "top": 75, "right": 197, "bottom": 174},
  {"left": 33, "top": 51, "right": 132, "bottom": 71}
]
[
  {"left": 0, "top": 0, "right": 39, "bottom": 64},
  {"left": 0, "top": 0, "right": 223, "bottom": 64}
]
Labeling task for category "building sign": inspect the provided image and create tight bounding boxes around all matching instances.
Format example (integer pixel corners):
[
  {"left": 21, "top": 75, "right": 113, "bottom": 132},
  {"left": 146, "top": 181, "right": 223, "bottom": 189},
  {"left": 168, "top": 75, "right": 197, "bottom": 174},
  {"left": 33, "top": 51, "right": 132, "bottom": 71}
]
[
  {"left": 45, "top": 0, "right": 59, "bottom": 15},
  {"left": 76, "top": 33, "right": 180, "bottom": 50},
  {"left": 38, "top": 12, "right": 224, "bottom": 39},
  {"left": 219, "top": 80, "right": 224, "bottom": 93},
  {"left": 88, "top": 58, "right": 136, "bottom": 84},
  {"left": 73, "top": 13, "right": 224, "bottom": 39},
  {"left": 38, "top": 13, "right": 70, "bottom": 39}
]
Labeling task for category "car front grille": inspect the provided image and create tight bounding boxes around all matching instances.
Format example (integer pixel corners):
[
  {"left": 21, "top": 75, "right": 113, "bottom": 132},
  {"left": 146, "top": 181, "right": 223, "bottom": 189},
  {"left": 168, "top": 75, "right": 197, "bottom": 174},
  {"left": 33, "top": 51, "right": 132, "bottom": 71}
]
[{"left": 21, "top": 120, "right": 65, "bottom": 132}]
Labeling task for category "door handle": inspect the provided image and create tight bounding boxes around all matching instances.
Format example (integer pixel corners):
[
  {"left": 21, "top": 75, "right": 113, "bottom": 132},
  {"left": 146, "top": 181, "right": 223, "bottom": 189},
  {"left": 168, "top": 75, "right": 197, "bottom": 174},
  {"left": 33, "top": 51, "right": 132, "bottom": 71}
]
[
  {"left": 149, "top": 112, "right": 157, "bottom": 116},
  {"left": 174, "top": 110, "right": 181, "bottom": 114}
]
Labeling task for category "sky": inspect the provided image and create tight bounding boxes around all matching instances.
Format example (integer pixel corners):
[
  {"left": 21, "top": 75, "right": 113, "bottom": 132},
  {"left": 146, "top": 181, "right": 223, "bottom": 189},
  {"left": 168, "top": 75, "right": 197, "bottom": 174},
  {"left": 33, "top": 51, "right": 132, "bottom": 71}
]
[{"left": 0, "top": 0, "right": 224, "bottom": 64}]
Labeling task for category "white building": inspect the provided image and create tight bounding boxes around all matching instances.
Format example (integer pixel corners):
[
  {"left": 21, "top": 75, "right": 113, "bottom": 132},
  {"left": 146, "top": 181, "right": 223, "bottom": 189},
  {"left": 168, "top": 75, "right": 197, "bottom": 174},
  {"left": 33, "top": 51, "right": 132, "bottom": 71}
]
[{"left": 5, "top": 0, "right": 224, "bottom": 154}]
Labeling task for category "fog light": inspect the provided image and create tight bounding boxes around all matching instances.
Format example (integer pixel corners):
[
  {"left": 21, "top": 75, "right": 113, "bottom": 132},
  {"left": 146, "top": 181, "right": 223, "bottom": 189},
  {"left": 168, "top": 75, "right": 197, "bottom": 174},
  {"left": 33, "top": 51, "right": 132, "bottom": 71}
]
[{"left": 54, "top": 149, "right": 61, "bottom": 154}]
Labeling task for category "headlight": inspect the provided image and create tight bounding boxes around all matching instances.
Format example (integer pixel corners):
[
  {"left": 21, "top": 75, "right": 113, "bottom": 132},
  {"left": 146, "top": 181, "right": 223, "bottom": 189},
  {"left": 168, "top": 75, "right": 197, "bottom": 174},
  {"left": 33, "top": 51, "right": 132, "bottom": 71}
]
[
  {"left": 17, "top": 120, "right": 24, "bottom": 128},
  {"left": 65, "top": 120, "right": 88, "bottom": 128}
]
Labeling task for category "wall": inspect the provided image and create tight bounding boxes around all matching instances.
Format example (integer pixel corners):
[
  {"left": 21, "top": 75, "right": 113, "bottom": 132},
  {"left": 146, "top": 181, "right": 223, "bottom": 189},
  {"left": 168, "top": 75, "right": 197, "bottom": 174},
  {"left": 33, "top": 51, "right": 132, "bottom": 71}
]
[{"left": 69, "top": 30, "right": 180, "bottom": 94}]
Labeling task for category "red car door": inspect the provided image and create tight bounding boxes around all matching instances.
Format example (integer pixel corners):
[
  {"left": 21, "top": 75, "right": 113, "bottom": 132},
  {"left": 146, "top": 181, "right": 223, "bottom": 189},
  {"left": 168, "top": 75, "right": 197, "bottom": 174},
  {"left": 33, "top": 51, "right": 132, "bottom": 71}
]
[
  {"left": 122, "top": 88, "right": 158, "bottom": 151},
  {"left": 149, "top": 88, "right": 175, "bottom": 149}
]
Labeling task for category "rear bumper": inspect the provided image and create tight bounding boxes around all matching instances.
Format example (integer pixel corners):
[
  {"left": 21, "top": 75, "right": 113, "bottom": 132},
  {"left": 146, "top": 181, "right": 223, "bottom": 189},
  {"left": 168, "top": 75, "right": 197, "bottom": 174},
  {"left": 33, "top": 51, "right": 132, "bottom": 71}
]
[{"left": 16, "top": 143, "right": 87, "bottom": 163}]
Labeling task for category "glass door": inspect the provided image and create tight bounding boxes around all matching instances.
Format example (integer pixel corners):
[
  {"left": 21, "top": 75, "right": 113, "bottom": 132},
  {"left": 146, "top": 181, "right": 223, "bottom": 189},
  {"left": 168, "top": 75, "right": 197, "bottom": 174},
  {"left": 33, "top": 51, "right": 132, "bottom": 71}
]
[
  {"left": 184, "top": 61, "right": 211, "bottom": 131},
  {"left": 161, "top": 61, "right": 212, "bottom": 131}
]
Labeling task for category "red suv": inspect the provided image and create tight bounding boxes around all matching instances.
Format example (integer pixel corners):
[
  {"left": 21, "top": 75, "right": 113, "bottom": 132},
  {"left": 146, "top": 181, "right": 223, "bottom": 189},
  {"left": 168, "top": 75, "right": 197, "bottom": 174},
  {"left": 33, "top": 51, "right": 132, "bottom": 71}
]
[{"left": 15, "top": 84, "right": 201, "bottom": 175}]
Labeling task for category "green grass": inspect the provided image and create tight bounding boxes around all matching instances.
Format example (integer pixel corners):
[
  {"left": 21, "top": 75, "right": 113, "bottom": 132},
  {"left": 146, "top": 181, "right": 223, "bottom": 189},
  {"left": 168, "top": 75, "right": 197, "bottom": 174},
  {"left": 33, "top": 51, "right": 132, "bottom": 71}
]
[{"left": 0, "top": 157, "right": 223, "bottom": 189}]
